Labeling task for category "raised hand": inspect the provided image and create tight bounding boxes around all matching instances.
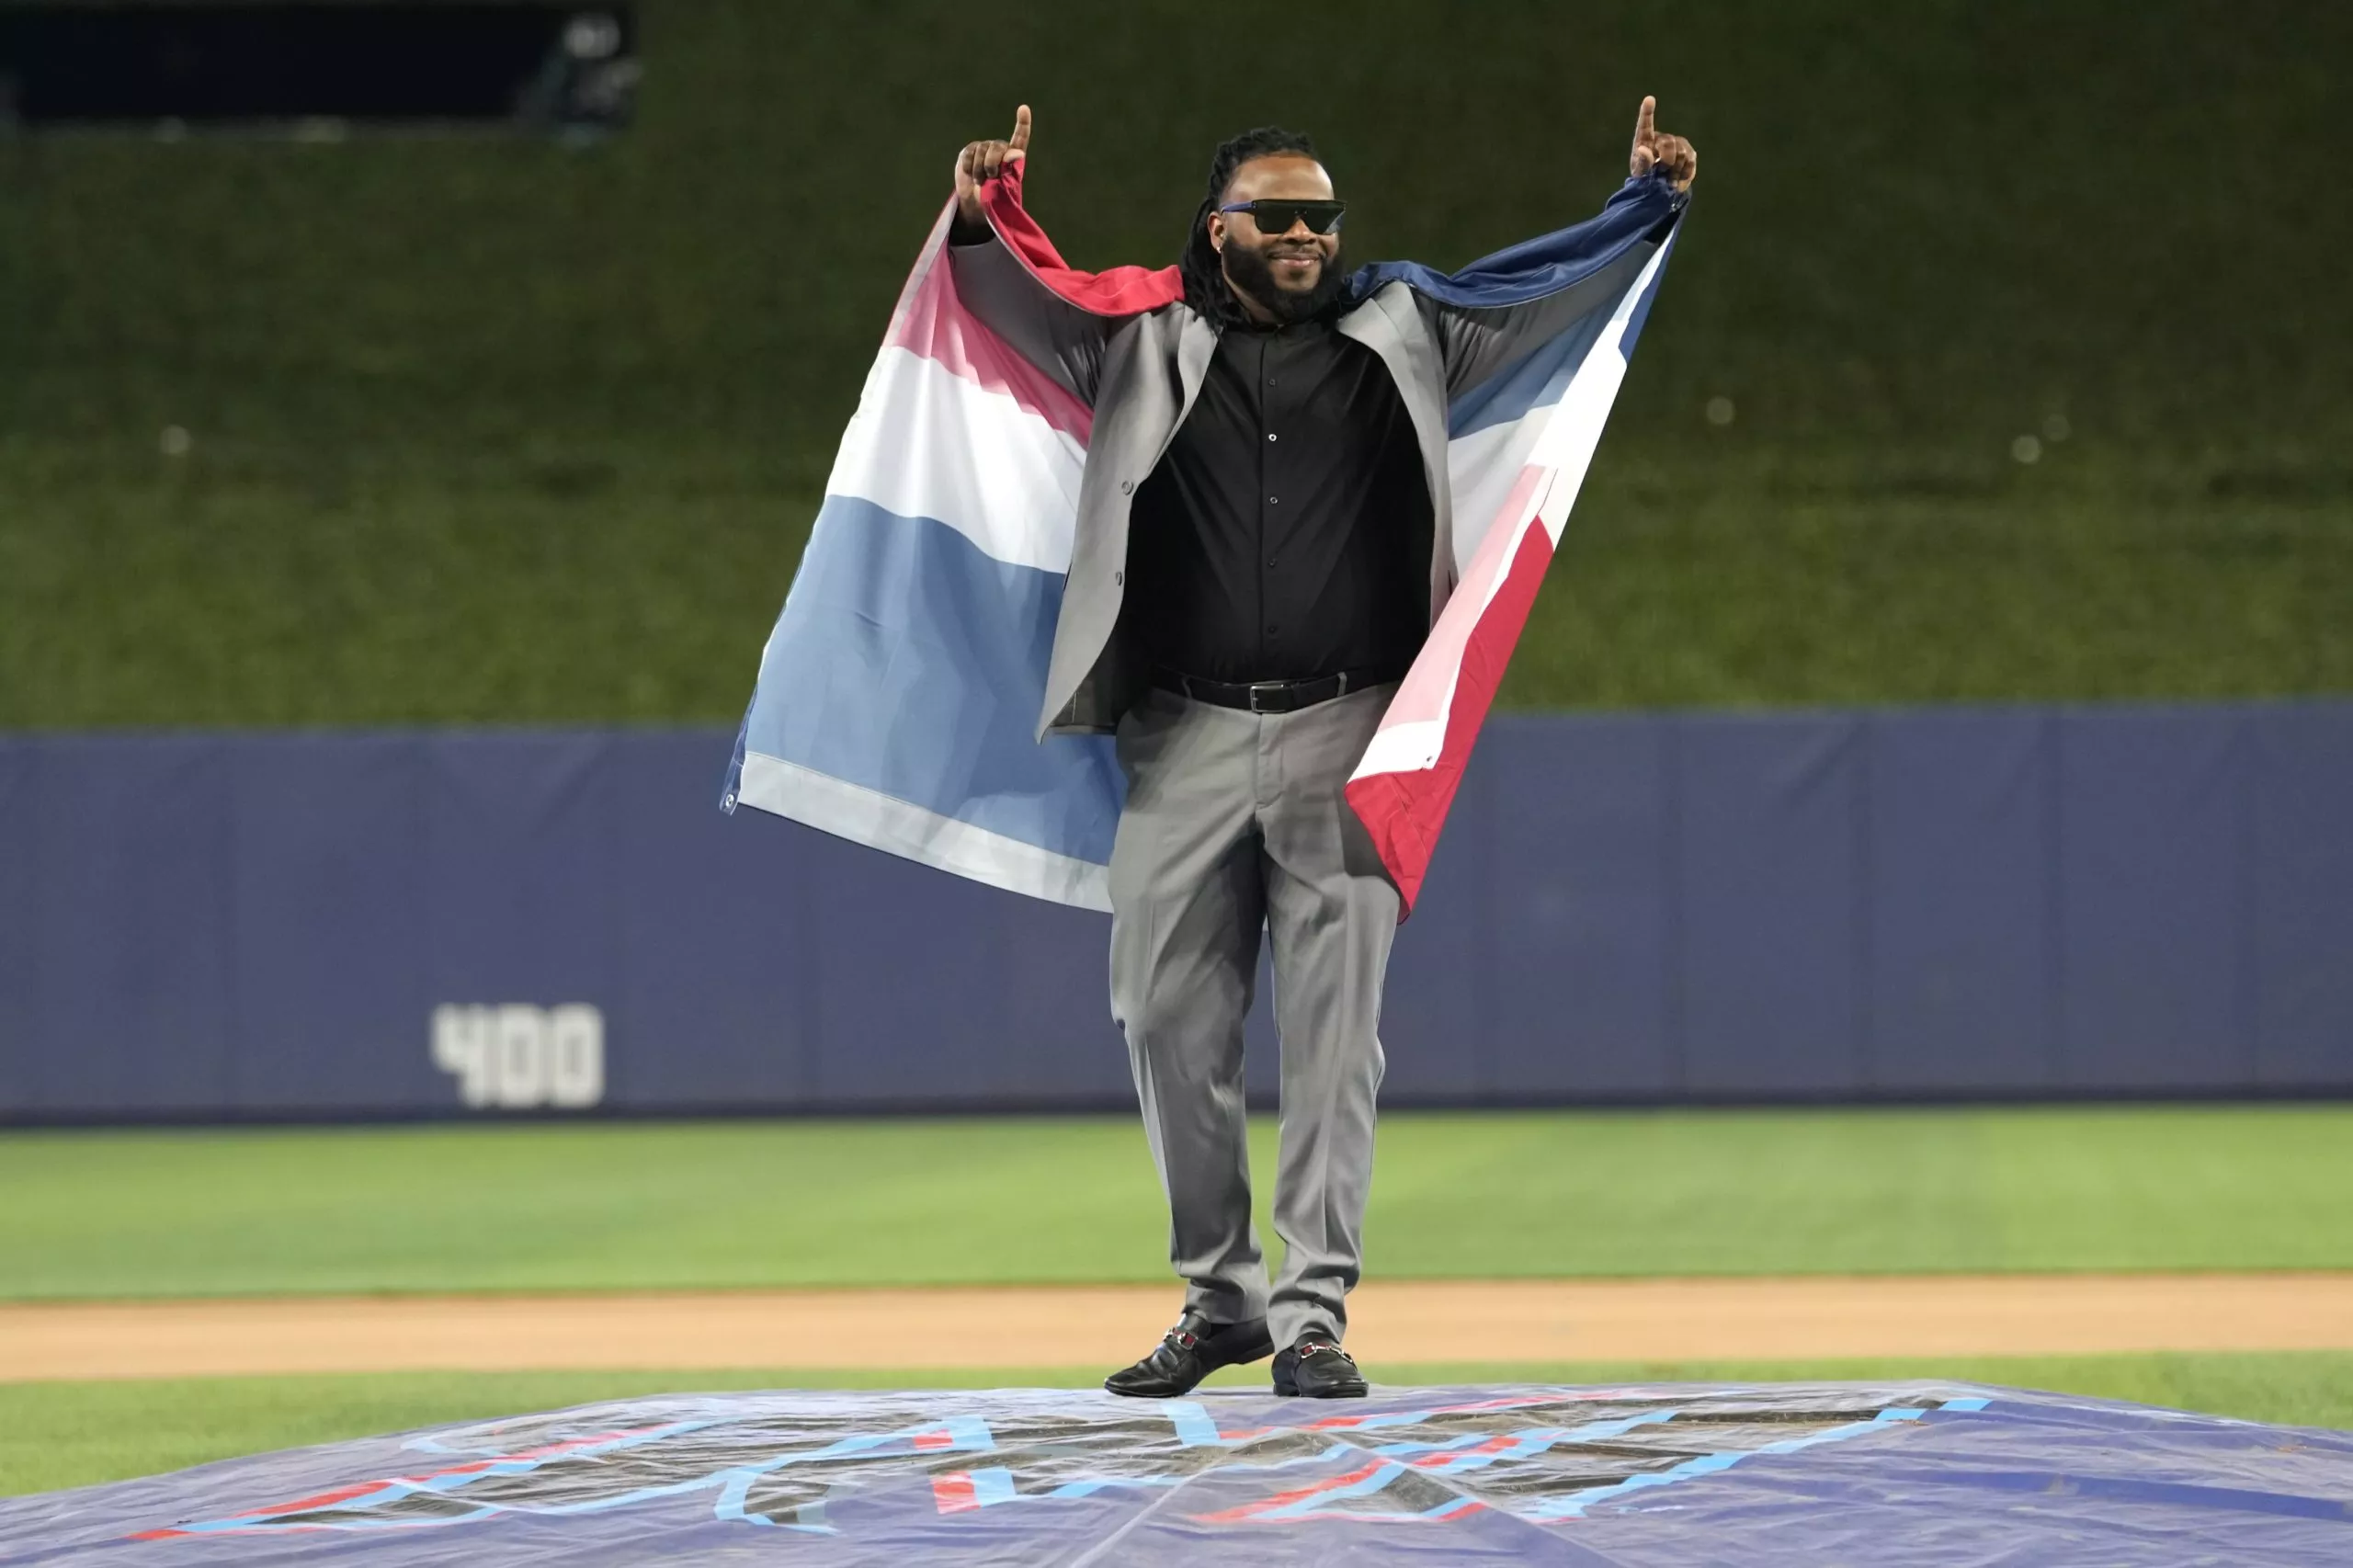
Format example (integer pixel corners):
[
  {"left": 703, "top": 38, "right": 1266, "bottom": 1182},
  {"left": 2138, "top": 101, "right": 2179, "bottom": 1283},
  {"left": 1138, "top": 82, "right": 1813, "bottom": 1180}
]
[
  {"left": 1629, "top": 96, "right": 1698, "bottom": 191},
  {"left": 954, "top": 104, "right": 1032, "bottom": 232}
]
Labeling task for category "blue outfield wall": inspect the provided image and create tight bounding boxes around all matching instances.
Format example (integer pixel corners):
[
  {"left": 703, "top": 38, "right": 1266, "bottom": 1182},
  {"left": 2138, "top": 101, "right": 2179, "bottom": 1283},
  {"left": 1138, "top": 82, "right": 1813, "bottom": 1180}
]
[{"left": 0, "top": 703, "right": 2348, "bottom": 1119}]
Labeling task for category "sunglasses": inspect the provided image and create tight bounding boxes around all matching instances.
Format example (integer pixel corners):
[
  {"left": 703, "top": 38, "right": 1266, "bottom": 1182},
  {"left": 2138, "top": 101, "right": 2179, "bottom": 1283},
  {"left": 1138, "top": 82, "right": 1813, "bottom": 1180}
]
[{"left": 1218, "top": 199, "right": 1347, "bottom": 235}]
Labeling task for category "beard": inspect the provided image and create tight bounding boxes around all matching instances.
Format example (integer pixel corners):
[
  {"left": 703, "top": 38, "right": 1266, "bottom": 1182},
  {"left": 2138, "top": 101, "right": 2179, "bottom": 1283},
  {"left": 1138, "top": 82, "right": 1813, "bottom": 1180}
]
[{"left": 1221, "top": 238, "right": 1347, "bottom": 324}]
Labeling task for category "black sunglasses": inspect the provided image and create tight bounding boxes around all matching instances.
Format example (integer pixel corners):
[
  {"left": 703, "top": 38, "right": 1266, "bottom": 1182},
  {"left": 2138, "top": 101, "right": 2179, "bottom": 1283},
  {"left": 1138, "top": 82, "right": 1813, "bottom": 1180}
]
[{"left": 1218, "top": 199, "right": 1346, "bottom": 235}]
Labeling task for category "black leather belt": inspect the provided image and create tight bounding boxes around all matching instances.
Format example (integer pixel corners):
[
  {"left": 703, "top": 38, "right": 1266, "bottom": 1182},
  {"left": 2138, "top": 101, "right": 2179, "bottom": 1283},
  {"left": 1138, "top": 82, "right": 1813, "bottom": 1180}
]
[{"left": 1149, "top": 665, "right": 1405, "bottom": 715}]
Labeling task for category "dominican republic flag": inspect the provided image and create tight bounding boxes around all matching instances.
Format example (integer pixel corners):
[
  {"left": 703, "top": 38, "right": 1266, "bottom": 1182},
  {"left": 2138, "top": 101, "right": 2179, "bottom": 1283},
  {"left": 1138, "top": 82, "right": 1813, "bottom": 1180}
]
[{"left": 725, "top": 163, "right": 1682, "bottom": 916}]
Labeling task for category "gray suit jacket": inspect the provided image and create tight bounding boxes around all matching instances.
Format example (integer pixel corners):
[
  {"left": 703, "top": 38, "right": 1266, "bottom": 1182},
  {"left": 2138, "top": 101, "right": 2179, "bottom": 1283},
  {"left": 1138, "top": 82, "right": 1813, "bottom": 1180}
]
[{"left": 947, "top": 219, "right": 1662, "bottom": 738}]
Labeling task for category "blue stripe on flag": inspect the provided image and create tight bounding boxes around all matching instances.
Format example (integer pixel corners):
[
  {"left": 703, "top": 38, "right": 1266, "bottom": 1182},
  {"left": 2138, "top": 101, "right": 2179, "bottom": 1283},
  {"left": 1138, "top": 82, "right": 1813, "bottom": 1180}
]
[
  {"left": 1348, "top": 175, "right": 1681, "bottom": 311},
  {"left": 1446, "top": 301, "right": 1620, "bottom": 438},
  {"left": 1616, "top": 229, "right": 1677, "bottom": 360},
  {"left": 740, "top": 495, "right": 1120, "bottom": 865}
]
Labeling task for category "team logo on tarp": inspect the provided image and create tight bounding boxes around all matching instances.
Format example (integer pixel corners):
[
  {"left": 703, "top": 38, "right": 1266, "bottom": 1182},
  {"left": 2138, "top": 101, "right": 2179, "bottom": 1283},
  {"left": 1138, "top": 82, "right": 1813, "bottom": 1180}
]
[{"left": 127, "top": 1386, "right": 1985, "bottom": 1541}]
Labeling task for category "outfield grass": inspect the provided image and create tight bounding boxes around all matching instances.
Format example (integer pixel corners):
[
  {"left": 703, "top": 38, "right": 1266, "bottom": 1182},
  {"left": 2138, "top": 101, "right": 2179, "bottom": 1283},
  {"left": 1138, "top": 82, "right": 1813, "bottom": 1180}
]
[
  {"left": 6, "top": 1352, "right": 2347, "bottom": 1498},
  {"left": 6, "top": 1107, "right": 2350, "bottom": 1300},
  {"left": 9, "top": 459, "right": 2347, "bottom": 727},
  {"left": 5, "top": 2, "right": 2349, "bottom": 723}
]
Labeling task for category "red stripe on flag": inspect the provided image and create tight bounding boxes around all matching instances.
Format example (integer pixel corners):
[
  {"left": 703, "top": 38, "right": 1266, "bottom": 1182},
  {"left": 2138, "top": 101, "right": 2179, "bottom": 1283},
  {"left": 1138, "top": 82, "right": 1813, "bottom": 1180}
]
[
  {"left": 887, "top": 234, "right": 1096, "bottom": 443},
  {"left": 981, "top": 163, "right": 1184, "bottom": 318},
  {"left": 1347, "top": 519, "right": 1558, "bottom": 913}
]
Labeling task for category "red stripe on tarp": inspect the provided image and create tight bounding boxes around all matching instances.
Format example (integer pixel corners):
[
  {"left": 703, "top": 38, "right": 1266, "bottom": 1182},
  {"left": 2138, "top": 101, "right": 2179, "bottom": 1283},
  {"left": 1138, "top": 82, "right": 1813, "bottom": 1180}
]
[
  {"left": 912, "top": 1429, "right": 955, "bottom": 1451},
  {"left": 1302, "top": 1412, "right": 1383, "bottom": 1431},
  {"left": 1347, "top": 520, "right": 1557, "bottom": 915},
  {"left": 980, "top": 160, "right": 1184, "bottom": 318},
  {"left": 1302, "top": 1394, "right": 1561, "bottom": 1434},
  {"left": 235, "top": 1480, "right": 399, "bottom": 1519},
  {"left": 1411, "top": 1433, "right": 1521, "bottom": 1468},
  {"left": 1189, "top": 1459, "right": 1392, "bottom": 1524},
  {"left": 163, "top": 1425, "right": 670, "bottom": 1537},
  {"left": 932, "top": 1471, "right": 979, "bottom": 1512},
  {"left": 390, "top": 1427, "right": 654, "bottom": 1482}
]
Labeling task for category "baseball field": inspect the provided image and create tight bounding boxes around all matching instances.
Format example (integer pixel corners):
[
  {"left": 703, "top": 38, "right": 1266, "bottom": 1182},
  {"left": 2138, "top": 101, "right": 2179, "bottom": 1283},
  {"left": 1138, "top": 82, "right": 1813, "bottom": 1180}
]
[{"left": 6, "top": 1103, "right": 2349, "bottom": 1498}]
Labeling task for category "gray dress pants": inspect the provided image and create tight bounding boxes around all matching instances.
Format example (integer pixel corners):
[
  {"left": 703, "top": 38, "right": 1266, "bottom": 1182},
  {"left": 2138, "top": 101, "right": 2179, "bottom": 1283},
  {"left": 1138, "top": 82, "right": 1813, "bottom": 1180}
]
[{"left": 1108, "top": 682, "right": 1401, "bottom": 1349}]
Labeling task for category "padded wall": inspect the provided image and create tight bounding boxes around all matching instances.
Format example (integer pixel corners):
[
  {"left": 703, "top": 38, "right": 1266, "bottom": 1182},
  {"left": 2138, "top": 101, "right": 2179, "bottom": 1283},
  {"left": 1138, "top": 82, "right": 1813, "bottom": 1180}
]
[{"left": 1, "top": 704, "right": 2347, "bottom": 1118}]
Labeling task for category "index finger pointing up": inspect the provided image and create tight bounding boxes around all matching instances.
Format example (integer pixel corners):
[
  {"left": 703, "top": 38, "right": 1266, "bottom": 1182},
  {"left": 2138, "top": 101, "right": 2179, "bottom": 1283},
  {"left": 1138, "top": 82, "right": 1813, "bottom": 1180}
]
[
  {"left": 1633, "top": 95, "right": 1657, "bottom": 145},
  {"left": 1008, "top": 103, "right": 1031, "bottom": 157}
]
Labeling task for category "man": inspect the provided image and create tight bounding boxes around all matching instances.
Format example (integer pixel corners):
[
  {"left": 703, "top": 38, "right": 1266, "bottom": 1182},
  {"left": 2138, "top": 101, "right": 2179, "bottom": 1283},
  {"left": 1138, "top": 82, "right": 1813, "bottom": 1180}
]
[{"left": 947, "top": 103, "right": 1696, "bottom": 1398}]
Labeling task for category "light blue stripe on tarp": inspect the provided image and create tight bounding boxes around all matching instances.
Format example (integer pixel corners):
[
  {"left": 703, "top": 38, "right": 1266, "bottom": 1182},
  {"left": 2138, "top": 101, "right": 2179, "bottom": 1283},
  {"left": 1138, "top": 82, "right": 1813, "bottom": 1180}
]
[
  {"left": 1164, "top": 1403, "right": 1224, "bottom": 1448},
  {"left": 941, "top": 1415, "right": 997, "bottom": 1450},
  {"left": 736, "top": 494, "right": 1121, "bottom": 866},
  {"left": 966, "top": 1468, "right": 1019, "bottom": 1506},
  {"left": 1524, "top": 1402, "right": 1974, "bottom": 1520}
]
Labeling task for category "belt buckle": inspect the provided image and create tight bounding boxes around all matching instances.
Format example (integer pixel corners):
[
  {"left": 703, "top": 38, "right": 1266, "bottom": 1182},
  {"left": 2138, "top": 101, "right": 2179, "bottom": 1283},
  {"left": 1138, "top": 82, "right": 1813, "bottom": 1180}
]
[{"left": 1246, "top": 680, "right": 1284, "bottom": 714}]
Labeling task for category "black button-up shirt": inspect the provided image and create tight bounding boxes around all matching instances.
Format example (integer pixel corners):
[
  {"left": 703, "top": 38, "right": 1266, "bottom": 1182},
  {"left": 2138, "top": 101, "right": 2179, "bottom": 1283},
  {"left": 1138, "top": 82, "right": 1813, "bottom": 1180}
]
[{"left": 1124, "top": 315, "right": 1433, "bottom": 686}]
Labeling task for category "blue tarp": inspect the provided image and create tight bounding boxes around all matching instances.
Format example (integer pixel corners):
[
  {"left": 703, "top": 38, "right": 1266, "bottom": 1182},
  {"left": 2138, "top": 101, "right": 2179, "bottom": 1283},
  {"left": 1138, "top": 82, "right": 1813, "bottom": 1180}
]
[{"left": 4, "top": 1383, "right": 2348, "bottom": 1563}]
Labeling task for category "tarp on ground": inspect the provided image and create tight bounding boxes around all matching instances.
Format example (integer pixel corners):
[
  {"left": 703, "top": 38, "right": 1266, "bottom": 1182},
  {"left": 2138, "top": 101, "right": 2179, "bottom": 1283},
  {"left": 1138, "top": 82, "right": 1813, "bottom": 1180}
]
[{"left": 4, "top": 1382, "right": 2349, "bottom": 1563}]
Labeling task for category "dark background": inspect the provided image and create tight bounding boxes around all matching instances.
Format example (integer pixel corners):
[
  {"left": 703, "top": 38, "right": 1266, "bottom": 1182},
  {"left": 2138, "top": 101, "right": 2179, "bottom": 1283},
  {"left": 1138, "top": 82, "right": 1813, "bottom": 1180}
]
[
  {"left": 0, "top": 4, "right": 632, "bottom": 126},
  {"left": 1, "top": 0, "right": 2347, "bottom": 726}
]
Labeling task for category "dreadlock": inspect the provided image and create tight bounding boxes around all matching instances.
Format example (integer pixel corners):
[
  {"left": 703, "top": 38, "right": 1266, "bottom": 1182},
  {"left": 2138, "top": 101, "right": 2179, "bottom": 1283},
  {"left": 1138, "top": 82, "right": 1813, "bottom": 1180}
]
[{"left": 1177, "top": 125, "right": 1323, "bottom": 328}]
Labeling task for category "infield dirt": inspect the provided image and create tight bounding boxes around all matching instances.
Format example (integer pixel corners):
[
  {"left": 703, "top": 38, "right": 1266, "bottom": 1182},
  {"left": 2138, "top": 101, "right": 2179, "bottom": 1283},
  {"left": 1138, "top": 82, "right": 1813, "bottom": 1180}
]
[{"left": 7, "top": 1273, "right": 2351, "bottom": 1381}]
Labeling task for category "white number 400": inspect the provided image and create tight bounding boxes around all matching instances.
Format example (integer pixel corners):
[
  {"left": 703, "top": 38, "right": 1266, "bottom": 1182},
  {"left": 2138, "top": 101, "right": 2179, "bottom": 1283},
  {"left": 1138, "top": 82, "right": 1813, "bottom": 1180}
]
[{"left": 431, "top": 1004, "right": 606, "bottom": 1109}]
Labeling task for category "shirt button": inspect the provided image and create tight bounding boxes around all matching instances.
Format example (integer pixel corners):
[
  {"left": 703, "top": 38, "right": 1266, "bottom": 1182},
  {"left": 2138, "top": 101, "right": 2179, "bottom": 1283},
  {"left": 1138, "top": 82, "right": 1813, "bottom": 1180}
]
[
  {"left": 1267, "top": 495, "right": 1279, "bottom": 506},
  {"left": 1267, "top": 625, "right": 1281, "bottom": 637},
  {"left": 1266, "top": 557, "right": 1278, "bottom": 569},
  {"left": 1120, "top": 480, "right": 1134, "bottom": 494},
  {"left": 1114, "top": 571, "right": 1123, "bottom": 586},
  {"left": 1267, "top": 433, "right": 1279, "bottom": 442}
]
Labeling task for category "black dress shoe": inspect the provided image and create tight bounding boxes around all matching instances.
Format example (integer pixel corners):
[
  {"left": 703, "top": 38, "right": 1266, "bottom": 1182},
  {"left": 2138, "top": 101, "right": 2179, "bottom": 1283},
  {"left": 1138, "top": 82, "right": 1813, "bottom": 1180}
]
[
  {"left": 1271, "top": 1336, "right": 1368, "bottom": 1398},
  {"left": 1104, "top": 1311, "right": 1275, "bottom": 1397}
]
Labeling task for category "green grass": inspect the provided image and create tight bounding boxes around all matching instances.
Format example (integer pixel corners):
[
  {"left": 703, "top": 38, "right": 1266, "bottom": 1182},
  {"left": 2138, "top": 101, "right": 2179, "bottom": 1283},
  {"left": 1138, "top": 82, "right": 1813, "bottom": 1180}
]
[
  {"left": 3, "top": 0, "right": 2349, "bottom": 723},
  {"left": 6, "top": 459, "right": 2347, "bottom": 725},
  {"left": 6, "top": 1352, "right": 2347, "bottom": 1497},
  {"left": 6, "top": 1107, "right": 2350, "bottom": 1300}
]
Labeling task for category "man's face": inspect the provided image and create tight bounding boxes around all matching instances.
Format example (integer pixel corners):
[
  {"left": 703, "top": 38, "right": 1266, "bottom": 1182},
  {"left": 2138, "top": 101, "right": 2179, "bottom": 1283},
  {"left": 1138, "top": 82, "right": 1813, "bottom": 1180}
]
[{"left": 1209, "top": 154, "right": 1344, "bottom": 323}]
